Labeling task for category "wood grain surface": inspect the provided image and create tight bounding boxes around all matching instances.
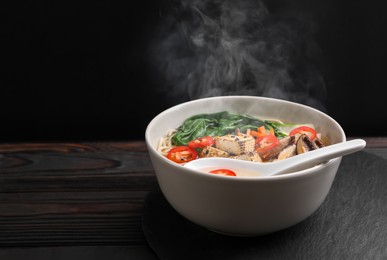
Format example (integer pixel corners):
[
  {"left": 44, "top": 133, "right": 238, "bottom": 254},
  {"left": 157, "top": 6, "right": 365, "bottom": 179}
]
[
  {"left": 0, "top": 141, "right": 157, "bottom": 247},
  {"left": 0, "top": 138, "right": 383, "bottom": 247}
]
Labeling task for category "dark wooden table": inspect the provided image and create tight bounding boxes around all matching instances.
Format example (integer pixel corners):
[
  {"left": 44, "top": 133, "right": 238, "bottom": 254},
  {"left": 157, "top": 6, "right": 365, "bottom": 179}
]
[{"left": 0, "top": 138, "right": 386, "bottom": 259}]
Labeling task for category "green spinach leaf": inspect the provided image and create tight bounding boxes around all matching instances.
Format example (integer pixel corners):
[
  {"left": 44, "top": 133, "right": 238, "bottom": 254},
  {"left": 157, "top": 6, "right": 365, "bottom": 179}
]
[{"left": 171, "top": 111, "right": 280, "bottom": 146}]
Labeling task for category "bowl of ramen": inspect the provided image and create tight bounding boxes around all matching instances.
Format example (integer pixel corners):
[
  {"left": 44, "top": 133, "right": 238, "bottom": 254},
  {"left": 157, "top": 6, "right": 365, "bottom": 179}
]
[{"left": 145, "top": 96, "right": 346, "bottom": 236}]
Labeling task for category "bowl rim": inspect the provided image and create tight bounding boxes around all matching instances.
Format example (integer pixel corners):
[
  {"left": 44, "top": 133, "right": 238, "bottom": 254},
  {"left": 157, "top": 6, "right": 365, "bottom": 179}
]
[{"left": 145, "top": 95, "right": 346, "bottom": 181}]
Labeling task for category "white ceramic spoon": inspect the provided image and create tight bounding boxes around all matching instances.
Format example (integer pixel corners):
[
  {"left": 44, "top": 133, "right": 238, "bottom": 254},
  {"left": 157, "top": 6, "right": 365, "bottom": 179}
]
[{"left": 184, "top": 139, "right": 366, "bottom": 177}]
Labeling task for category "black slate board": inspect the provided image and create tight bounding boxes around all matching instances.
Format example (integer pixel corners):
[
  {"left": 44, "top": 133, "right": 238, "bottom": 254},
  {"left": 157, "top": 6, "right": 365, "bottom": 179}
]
[{"left": 142, "top": 151, "right": 387, "bottom": 260}]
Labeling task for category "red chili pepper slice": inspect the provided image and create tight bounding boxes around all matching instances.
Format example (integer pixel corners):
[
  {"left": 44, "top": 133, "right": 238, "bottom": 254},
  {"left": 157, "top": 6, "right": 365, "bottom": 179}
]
[
  {"left": 255, "top": 134, "right": 280, "bottom": 153},
  {"left": 188, "top": 136, "right": 215, "bottom": 149},
  {"left": 289, "top": 126, "right": 317, "bottom": 140},
  {"left": 167, "top": 146, "right": 198, "bottom": 164},
  {"left": 209, "top": 169, "right": 237, "bottom": 176}
]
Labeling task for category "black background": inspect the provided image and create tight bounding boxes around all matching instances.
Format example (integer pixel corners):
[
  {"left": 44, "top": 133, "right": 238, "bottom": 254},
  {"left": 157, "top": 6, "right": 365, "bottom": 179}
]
[{"left": 1, "top": 0, "right": 386, "bottom": 142}]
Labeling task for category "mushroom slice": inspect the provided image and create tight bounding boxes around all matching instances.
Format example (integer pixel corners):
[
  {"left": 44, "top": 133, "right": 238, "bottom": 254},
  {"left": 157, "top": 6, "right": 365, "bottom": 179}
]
[
  {"left": 277, "top": 144, "right": 296, "bottom": 160},
  {"left": 296, "top": 134, "right": 318, "bottom": 154},
  {"left": 261, "top": 136, "right": 296, "bottom": 162},
  {"left": 279, "top": 135, "right": 295, "bottom": 147},
  {"left": 314, "top": 138, "right": 325, "bottom": 148}
]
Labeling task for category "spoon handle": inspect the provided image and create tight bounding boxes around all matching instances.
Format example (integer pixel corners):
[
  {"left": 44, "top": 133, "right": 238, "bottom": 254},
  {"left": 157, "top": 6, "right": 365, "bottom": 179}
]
[{"left": 272, "top": 139, "right": 366, "bottom": 175}]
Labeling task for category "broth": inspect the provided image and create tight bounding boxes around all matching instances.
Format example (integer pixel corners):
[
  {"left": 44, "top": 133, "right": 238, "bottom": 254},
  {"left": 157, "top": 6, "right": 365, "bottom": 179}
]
[{"left": 199, "top": 166, "right": 264, "bottom": 177}]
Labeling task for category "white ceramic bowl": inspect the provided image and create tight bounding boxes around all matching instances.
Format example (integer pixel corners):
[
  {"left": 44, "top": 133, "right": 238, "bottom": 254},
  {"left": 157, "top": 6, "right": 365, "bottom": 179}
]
[{"left": 145, "top": 96, "right": 346, "bottom": 236}]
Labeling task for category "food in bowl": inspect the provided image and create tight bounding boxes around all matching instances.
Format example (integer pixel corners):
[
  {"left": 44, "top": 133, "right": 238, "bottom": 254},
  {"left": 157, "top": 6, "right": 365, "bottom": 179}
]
[
  {"left": 145, "top": 96, "right": 346, "bottom": 236},
  {"left": 157, "top": 111, "right": 330, "bottom": 176}
]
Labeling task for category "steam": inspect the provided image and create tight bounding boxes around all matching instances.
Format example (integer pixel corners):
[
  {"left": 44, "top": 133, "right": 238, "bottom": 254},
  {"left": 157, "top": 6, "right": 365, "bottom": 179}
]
[{"left": 151, "top": 0, "right": 327, "bottom": 111}]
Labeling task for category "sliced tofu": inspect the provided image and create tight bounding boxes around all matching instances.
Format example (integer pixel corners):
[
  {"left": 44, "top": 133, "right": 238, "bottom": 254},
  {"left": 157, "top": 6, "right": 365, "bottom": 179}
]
[
  {"left": 215, "top": 134, "right": 255, "bottom": 155},
  {"left": 230, "top": 152, "right": 262, "bottom": 162},
  {"left": 200, "top": 146, "right": 230, "bottom": 158}
]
